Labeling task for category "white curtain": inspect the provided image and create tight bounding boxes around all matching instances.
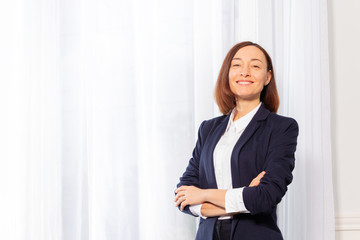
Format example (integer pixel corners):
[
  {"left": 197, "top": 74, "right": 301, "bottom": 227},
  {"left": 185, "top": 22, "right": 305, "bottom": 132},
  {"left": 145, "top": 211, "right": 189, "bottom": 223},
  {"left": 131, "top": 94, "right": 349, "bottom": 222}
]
[{"left": 0, "top": 0, "right": 334, "bottom": 239}]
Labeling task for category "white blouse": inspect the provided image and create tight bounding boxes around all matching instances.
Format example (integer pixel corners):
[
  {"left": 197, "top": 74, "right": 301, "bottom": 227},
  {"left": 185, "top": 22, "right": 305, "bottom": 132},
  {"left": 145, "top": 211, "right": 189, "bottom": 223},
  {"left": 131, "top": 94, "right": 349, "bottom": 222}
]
[{"left": 189, "top": 102, "right": 262, "bottom": 219}]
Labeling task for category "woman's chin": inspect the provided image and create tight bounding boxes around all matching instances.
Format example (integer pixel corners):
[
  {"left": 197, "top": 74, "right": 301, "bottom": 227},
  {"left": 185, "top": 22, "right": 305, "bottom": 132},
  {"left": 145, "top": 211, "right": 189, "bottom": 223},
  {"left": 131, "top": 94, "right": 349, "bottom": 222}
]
[{"left": 234, "top": 93, "right": 261, "bottom": 102}]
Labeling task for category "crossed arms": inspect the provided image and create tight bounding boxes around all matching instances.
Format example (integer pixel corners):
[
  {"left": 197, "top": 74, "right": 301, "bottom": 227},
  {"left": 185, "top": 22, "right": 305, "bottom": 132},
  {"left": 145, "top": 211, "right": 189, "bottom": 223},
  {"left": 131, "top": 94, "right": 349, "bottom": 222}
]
[{"left": 174, "top": 171, "right": 265, "bottom": 217}]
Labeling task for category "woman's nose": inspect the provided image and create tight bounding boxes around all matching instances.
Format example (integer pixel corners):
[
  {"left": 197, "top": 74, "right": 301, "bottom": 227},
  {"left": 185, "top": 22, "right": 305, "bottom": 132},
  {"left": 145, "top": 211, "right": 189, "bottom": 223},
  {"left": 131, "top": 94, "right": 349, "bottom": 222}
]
[{"left": 240, "top": 67, "right": 250, "bottom": 77}]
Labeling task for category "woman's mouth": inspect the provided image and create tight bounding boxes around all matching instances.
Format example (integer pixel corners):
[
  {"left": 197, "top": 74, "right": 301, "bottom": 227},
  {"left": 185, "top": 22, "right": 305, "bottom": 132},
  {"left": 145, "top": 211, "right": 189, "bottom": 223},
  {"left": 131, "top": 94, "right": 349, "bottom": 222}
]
[{"left": 236, "top": 80, "right": 253, "bottom": 85}]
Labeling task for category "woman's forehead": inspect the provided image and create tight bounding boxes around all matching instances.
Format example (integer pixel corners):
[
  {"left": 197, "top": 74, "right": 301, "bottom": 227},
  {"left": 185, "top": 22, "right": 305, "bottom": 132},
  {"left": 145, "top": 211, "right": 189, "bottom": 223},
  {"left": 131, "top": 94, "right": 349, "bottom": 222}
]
[{"left": 233, "top": 46, "right": 266, "bottom": 60}]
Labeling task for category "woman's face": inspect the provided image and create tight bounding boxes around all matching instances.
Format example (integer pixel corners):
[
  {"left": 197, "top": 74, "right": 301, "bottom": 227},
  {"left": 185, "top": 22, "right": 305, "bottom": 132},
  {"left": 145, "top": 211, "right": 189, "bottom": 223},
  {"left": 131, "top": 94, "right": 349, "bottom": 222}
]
[{"left": 228, "top": 46, "right": 271, "bottom": 101}]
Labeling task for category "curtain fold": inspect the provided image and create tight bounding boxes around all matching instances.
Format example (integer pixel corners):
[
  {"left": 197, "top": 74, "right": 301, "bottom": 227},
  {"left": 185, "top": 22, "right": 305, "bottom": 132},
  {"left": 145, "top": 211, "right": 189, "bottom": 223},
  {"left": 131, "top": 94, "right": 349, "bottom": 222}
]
[{"left": 0, "top": 0, "right": 334, "bottom": 239}]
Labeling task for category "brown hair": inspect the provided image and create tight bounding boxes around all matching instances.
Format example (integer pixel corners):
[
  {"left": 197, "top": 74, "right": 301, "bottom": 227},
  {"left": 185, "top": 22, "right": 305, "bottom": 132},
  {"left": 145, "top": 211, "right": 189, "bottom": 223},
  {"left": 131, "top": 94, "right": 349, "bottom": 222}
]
[{"left": 214, "top": 41, "right": 279, "bottom": 114}]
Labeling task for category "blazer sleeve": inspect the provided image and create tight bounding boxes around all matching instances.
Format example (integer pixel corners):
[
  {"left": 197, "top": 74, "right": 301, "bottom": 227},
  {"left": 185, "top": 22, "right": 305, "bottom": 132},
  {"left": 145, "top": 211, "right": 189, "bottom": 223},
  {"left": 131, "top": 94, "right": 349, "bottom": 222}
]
[
  {"left": 176, "top": 120, "right": 207, "bottom": 216},
  {"left": 242, "top": 118, "right": 299, "bottom": 215}
]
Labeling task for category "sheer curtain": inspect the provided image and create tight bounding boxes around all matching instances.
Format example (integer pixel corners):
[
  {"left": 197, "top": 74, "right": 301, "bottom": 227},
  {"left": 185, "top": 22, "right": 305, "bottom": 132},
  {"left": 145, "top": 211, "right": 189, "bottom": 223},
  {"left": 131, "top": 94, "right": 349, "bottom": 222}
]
[{"left": 0, "top": 0, "right": 334, "bottom": 239}]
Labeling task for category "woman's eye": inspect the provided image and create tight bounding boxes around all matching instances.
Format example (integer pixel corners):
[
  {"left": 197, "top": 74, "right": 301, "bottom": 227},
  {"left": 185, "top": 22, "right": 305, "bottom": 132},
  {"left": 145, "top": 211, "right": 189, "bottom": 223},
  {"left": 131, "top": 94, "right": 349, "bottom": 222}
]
[
  {"left": 253, "top": 65, "right": 260, "bottom": 68},
  {"left": 233, "top": 64, "right": 240, "bottom": 67}
]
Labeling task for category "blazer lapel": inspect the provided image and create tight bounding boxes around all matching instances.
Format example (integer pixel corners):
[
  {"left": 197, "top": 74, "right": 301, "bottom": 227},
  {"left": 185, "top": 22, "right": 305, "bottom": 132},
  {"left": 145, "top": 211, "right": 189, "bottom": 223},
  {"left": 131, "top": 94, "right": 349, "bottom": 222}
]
[
  {"left": 202, "top": 114, "right": 230, "bottom": 189},
  {"left": 231, "top": 103, "right": 270, "bottom": 187}
]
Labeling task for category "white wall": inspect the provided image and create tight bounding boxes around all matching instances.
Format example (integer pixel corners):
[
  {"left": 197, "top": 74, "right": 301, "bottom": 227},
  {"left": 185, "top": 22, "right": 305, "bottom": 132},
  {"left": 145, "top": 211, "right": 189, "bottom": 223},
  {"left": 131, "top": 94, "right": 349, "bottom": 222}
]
[{"left": 328, "top": 0, "right": 360, "bottom": 239}]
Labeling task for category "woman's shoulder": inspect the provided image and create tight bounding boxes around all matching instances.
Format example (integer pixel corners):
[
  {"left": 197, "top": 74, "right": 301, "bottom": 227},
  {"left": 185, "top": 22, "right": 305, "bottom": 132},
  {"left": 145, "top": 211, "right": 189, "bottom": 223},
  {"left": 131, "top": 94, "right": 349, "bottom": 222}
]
[
  {"left": 266, "top": 111, "right": 299, "bottom": 132},
  {"left": 205, "top": 114, "right": 228, "bottom": 123},
  {"left": 268, "top": 112, "right": 297, "bottom": 123},
  {"left": 202, "top": 114, "right": 228, "bottom": 127},
  {"left": 197, "top": 114, "right": 228, "bottom": 134}
]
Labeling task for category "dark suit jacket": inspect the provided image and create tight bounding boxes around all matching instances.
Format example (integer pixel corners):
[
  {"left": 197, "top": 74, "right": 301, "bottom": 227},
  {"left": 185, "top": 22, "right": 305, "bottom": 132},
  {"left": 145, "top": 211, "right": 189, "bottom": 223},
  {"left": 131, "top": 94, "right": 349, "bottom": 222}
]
[{"left": 177, "top": 103, "right": 299, "bottom": 240}]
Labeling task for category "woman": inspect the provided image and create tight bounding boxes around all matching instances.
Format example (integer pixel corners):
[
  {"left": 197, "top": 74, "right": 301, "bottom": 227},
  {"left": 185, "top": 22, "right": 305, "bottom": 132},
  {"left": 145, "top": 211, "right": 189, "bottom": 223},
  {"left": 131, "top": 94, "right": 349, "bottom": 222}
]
[{"left": 174, "top": 41, "right": 298, "bottom": 240}]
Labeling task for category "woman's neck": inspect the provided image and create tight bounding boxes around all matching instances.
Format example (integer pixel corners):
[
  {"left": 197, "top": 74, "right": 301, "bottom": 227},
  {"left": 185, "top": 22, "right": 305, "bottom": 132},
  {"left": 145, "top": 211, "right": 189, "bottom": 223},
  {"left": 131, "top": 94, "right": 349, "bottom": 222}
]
[{"left": 233, "top": 99, "right": 260, "bottom": 121}]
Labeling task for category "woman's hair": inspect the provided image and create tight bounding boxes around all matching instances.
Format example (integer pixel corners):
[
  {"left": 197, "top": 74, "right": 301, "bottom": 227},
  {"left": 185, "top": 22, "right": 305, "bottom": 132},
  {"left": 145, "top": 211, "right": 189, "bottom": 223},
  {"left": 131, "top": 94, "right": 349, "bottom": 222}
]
[{"left": 214, "top": 41, "right": 279, "bottom": 114}]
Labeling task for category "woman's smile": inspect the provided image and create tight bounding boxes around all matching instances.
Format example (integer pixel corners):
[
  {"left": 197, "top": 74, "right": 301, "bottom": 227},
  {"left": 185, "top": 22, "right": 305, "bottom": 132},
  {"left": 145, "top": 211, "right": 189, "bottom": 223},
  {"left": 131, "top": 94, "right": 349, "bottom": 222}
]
[{"left": 236, "top": 80, "right": 254, "bottom": 85}]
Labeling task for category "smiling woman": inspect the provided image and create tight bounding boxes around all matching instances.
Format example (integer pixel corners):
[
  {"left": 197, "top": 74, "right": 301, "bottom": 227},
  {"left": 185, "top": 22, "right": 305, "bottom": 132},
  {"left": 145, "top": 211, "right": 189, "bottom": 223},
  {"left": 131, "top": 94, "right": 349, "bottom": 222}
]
[
  {"left": 228, "top": 46, "right": 271, "bottom": 109},
  {"left": 215, "top": 42, "right": 279, "bottom": 116},
  {"left": 175, "top": 41, "right": 298, "bottom": 240}
]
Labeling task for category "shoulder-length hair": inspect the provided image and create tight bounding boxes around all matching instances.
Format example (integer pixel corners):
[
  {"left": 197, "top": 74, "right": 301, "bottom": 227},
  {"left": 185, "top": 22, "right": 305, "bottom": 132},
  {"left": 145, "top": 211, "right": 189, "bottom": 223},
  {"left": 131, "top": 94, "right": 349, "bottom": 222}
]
[{"left": 214, "top": 41, "right": 279, "bottom": 114}]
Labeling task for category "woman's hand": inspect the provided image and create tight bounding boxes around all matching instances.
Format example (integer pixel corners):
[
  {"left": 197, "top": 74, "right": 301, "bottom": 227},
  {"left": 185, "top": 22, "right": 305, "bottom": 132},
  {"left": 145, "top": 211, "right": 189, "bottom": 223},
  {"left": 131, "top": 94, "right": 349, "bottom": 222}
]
[
  {"left": 174, "top": 186, "right": 205, "bottom": 211},
  {"left": 249, "top": 171, "right": 266, "bottom": 187}
]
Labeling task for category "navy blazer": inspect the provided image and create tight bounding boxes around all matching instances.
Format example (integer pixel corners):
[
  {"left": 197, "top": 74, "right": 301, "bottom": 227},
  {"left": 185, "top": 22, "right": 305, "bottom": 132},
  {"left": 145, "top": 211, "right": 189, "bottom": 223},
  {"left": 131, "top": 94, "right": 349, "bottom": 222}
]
[{"left": 177, "top": 103, "right": 299, "bottom": 240}]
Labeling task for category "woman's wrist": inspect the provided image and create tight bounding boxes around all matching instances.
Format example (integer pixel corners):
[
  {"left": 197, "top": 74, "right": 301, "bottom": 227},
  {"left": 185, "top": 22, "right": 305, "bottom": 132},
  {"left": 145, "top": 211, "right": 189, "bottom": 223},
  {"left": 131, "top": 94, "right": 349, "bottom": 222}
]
[
  {"left": 203, "top": 189, "right": 215, "bottom": 202},
  {"left": 201, "top": 202, "right": 224, "bottom": 217},
  {"left": 203, "top": 189, "right": 227, "bottom": 207},
  {"left": 202, "top": 189, "right": 209, "bottom": 202}
]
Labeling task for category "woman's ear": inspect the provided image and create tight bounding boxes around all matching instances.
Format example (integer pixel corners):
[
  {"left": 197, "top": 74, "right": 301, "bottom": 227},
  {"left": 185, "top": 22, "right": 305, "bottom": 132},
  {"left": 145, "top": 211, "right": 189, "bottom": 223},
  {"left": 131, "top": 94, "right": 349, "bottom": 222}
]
[{"left": 265, "top": 70, "right": 272, "bottom": 86}]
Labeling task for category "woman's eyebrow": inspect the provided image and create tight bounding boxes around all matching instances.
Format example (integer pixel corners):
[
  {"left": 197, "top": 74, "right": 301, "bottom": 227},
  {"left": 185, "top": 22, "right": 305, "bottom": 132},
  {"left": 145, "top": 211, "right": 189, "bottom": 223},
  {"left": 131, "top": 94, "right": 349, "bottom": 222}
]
[
  {"left": 251, "top": 58, "right": 263, "bottom": 63},
  {"left": 232, "top": 57, "right": 263, "bottom": 63}
]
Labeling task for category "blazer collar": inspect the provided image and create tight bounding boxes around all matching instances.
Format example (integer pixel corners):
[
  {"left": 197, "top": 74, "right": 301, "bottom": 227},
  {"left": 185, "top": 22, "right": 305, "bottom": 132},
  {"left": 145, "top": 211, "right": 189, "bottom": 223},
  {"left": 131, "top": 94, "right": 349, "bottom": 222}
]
[
  {"left": 252, "top": 102, "right": 270, "bottom": 121},
  {"left": 222, "top": 102, "right": 270, "bottom": 124}
]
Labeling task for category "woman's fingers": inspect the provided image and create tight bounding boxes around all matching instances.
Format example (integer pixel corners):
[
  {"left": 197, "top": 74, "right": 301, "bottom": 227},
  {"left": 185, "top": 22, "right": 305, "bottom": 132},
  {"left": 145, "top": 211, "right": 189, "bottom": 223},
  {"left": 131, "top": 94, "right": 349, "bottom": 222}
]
[
  {"left": 174, "top": 185, "right": 188, "bottom": 203},
  {"left": 255, "top": 171, "right": 266, "bottom": 180},
  {"left": 249, "top": 179, "right": 256, "bottom": 187},
  {"left": 258, "top": 171, "right": 266, "bottom": 178},
  {"left": 180, "top": 199, "right": 188, "bottom": 211},
  {"left": 174, "top": 187, "right": 187, "bottom": 206},
  {"left": 175, "top": 196, "right": 186, "bottom": 208},
  {"left": 175, "top": 185, "right": 187, "bottom": 193},
  {"left": 174, "top": 185, "right": 203, "bottom": 209},
  {"left": 249, "top": 171, "right": 266, "bottom": 187},
  {"left": 174, "top": 191, "right": 185, "bottom": 202}
]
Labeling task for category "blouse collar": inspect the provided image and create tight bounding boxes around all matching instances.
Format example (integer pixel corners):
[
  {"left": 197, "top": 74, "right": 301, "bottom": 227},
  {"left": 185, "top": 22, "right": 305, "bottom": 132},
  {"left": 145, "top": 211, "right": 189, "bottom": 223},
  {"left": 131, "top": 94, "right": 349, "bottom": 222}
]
[{"left": 225, "top": 102, "right": 262, "bottom": 134}]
